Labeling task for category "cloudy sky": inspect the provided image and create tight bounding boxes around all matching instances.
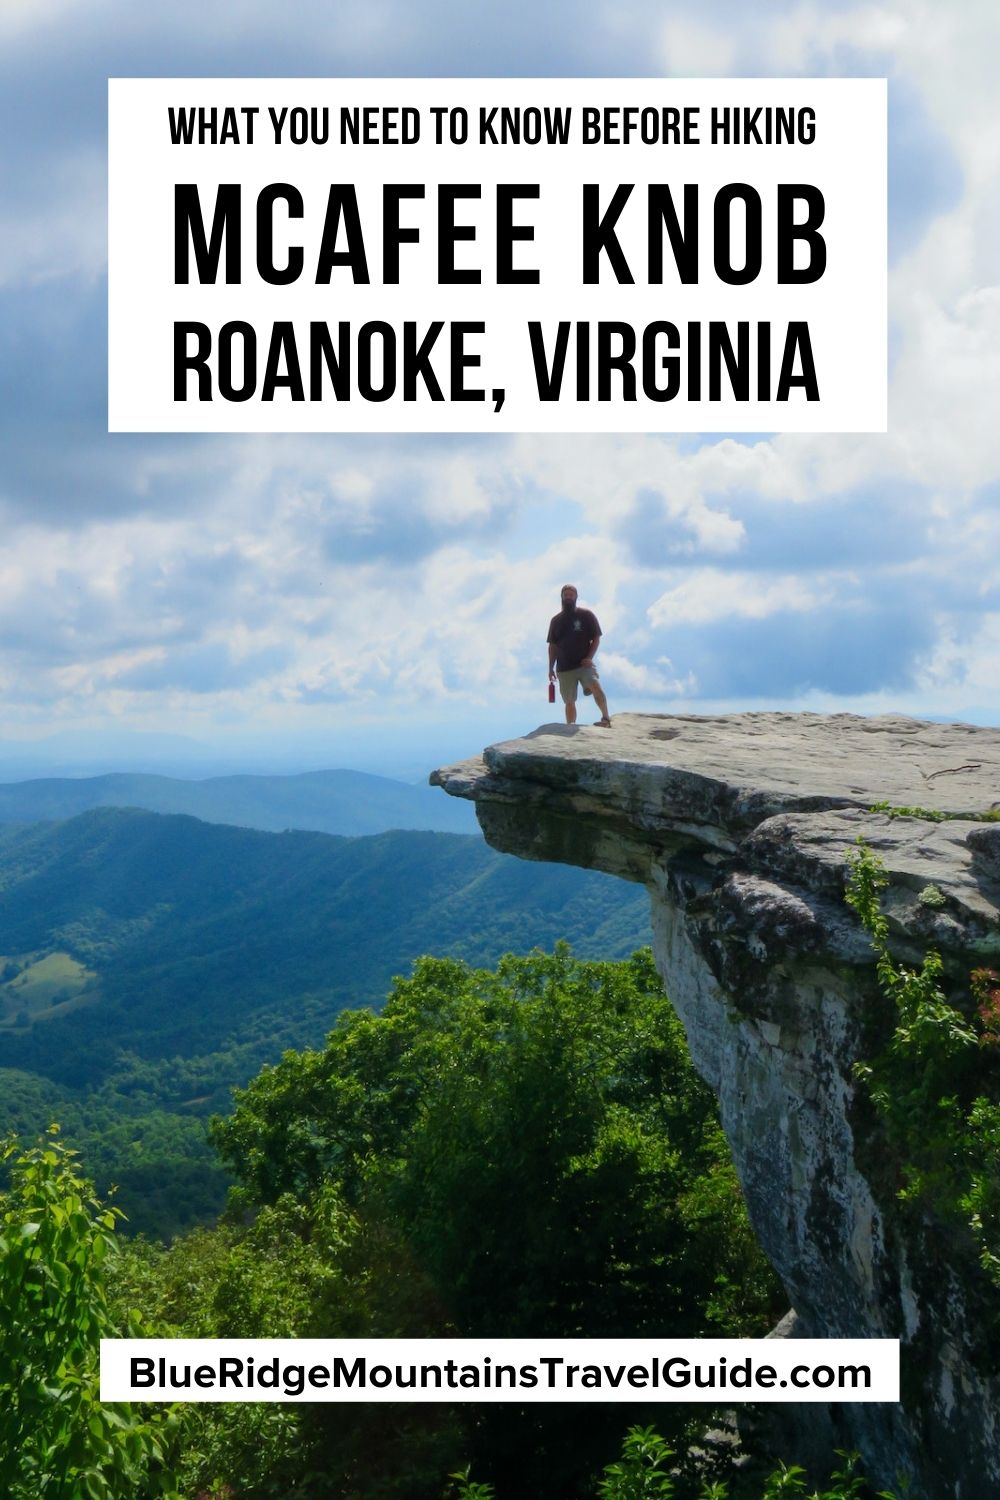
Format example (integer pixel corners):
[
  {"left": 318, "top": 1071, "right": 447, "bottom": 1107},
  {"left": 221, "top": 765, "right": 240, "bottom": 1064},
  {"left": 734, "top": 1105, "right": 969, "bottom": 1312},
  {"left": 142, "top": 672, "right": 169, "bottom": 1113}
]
[{"left": 1, "top": 1, "right": 998, "bottom": 776}]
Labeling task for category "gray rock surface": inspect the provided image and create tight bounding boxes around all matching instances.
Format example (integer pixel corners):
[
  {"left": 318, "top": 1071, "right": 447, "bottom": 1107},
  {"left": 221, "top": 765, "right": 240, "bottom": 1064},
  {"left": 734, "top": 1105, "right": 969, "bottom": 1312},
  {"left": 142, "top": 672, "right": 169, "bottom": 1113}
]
[{"left": 432, "top": 711, "right": 1000, "bottom": 1499}]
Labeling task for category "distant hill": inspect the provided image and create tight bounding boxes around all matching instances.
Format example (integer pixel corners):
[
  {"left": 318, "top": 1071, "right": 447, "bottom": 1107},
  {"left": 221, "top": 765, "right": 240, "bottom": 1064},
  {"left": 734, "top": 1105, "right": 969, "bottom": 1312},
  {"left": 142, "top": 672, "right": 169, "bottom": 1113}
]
[
  {"left": 0, "top": 768, "right": 478, "bottom": 837},
  {"left": 0, "top": 809, "right": 650, "bottom": 1235},
  {"left": 0, "top": 809, "right": 647, "bottom": 1073}
]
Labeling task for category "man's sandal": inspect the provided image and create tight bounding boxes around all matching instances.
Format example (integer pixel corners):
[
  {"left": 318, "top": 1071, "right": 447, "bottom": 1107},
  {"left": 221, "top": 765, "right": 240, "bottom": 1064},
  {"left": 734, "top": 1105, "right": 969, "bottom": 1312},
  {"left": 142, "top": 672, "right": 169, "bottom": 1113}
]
[{"left": 595, "top": 717, "right": 612, "bottom": 727}]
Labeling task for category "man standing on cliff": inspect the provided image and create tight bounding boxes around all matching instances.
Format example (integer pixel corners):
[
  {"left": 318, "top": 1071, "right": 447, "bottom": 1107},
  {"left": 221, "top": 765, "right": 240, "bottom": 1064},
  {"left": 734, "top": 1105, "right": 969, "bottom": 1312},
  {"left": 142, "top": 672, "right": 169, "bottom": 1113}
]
[{"left": 547, "top": 584, "right": 612, "bottom": 727}]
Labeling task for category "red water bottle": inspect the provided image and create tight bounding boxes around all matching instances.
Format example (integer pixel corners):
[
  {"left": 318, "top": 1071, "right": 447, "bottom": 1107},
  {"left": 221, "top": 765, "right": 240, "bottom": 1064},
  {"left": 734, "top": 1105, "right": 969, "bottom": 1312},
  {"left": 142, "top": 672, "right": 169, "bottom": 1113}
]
[{"left": 548, "top": 679, "right": 556, "bottom": 704}]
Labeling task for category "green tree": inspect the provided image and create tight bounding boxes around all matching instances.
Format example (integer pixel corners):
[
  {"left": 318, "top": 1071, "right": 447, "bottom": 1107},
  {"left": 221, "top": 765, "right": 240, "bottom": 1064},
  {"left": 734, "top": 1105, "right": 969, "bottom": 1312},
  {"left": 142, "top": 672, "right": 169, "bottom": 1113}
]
[
  {"left": 210, "top": 946, "right": 780, "bottom": 1498},
  {"left": 0, "top": 1128, "right": 178, "bottom": 1499}
]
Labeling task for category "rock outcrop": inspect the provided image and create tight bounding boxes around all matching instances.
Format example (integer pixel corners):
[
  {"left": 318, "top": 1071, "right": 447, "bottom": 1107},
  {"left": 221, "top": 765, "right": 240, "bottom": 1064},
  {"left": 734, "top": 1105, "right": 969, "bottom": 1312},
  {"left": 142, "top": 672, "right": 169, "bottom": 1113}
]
[{"left": 432, "top": 712, "right": 1000, "bottom": 1498}]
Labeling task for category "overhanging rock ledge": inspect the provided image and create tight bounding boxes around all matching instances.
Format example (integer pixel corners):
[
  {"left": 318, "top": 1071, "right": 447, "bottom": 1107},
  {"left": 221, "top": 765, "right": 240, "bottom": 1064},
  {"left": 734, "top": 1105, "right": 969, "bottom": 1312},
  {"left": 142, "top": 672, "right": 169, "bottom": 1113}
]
[{"left": 431, "top": 712, "right": 1000, "bottom": 1499}]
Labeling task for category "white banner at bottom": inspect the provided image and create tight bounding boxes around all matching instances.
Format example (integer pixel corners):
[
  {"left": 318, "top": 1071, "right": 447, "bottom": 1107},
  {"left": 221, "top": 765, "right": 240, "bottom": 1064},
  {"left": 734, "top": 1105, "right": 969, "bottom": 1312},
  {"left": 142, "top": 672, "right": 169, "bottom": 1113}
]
[{"left": 101, "top": 1338, "right": 899, "bottom": 1403}]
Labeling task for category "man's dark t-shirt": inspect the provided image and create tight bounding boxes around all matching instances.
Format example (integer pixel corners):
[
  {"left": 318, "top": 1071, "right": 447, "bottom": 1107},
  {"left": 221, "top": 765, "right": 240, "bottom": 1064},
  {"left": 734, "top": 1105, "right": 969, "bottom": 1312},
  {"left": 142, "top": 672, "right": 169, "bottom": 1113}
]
[{"left": 547, "top": 607, "right": 601, "bottom": 671}]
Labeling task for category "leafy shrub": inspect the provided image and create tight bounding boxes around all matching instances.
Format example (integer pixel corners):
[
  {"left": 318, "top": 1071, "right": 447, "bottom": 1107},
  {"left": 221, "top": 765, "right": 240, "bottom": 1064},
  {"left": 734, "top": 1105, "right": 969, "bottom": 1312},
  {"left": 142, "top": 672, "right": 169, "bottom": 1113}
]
[
  {"left": 597, "top": 1424, "right": 678, "bottom": 1499},
  {"left": 0, "top": 1128, "right": 179, "bottom": 1498},
  {"left": 846, "top": 842, "right": 1000, "bottom": 1289},
  {"left": 592, "top": 1431, "right": 900, "bottom": 1500},
  {"left": 119, "top": 947, "right": 779, "bottom": 1499}
]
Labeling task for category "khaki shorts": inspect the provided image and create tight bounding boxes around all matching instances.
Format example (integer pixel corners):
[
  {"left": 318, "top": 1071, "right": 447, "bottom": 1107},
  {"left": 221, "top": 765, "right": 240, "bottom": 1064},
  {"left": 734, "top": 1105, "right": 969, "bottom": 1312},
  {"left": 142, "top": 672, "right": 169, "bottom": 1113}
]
[{"left": 557, "top": 664, "right": 600, "bottom": 703}]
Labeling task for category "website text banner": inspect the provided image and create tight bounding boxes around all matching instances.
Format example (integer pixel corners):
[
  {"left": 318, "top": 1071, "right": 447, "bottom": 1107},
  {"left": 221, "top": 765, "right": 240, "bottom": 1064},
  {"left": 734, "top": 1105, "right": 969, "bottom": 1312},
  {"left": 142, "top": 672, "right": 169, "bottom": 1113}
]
[
  {"left": 108, "top": 78, "right": 886, "bottom": 434},
  {"left": 101, "top": 1338, "right": 900, "bottom": 1403}
]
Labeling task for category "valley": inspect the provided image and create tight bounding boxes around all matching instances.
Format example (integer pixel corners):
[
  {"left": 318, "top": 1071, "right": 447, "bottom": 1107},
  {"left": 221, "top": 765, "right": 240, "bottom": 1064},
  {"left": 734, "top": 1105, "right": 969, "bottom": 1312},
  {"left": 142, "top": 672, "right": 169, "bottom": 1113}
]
[{"left": 0, "top": 804, "right": 649, "bottom": 1237}]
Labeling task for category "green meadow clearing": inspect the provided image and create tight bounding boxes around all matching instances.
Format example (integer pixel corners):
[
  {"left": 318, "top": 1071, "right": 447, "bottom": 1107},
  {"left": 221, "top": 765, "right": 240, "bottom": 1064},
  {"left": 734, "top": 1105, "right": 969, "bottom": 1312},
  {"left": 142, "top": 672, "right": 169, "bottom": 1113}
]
[{"left": 0, "top": 952, "right": 98, "bottom": 1028}]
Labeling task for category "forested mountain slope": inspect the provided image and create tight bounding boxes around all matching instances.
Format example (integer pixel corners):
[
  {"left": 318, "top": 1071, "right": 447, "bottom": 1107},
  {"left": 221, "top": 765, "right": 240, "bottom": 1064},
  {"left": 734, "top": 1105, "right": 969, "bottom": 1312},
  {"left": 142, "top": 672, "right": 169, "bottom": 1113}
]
[{"left": 0, "top": 808, "right": 649, "bottom": 1235}]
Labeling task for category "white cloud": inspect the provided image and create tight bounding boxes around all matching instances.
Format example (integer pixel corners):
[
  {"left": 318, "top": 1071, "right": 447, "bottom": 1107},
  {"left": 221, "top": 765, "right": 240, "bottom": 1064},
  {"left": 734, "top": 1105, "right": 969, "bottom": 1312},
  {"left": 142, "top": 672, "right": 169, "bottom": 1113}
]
[
  {"left": 760, "top": 5, "right": 907, "bottom": 72},
  {"left": 514, "top": 434, "right": 748, "bottom": 552},
  {"left": 598, "top": 650, "right": 695, "bottom": 696},
  {"left": 647, "top": 569, "right": 825, "bottom": 627},
  {"left": 0, "top": 0, "right": 999, "bottom": 743},
  {"left": 0, "top": 147, "right": 106, "bottom": 287},
  {"left": 0, "top": 0, "right": 86, "bottom": 42},
  {"left": 659, "top": 18, "right": 738, "bottom": 74}
]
